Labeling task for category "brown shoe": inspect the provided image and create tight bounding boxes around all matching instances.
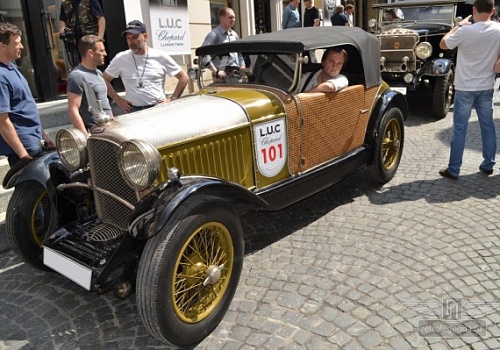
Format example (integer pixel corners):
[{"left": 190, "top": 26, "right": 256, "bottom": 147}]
[
  {"left": 439, "top": 168, "right": 458, "bottom": 180},
  {"left": 479, "top": 165, "right": 493, "bottom": 176}
]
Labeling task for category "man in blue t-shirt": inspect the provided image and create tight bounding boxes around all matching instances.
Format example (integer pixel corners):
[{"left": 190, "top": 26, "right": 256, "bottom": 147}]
[
  {"left": 282, "top": 0, "right": 301, "bottom": 29},
  {"left": 331, "top": 4, "right": 349, "bottom": 26},
  {"left": 0, "top": 23, "right": 53, "bottom": 167}
]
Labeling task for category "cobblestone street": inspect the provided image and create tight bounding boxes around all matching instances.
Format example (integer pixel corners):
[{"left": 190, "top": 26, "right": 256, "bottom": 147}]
[{"left": 1, "top": 86, "right": 500, "bottom": 349}]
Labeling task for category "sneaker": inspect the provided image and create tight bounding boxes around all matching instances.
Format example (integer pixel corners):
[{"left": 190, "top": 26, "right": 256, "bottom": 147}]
[
  {"left": 479, "top": 165, "right": 493, "bottom": 176},
  {"left": 439, "top": 168, "right": 458, "bottom": 180}
]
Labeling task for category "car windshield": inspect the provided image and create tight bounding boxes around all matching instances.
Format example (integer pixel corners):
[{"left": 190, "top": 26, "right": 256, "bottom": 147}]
[
  {"left": 199, "top": 52, "right": 298, "bottom": 91},
  {"left": 380, "top": 4, "right": 456, "bottom": 25}
]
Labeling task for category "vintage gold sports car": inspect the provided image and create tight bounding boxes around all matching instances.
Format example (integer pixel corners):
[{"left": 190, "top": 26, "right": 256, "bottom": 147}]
[{"left": 4, "top": 27, "right": 408, "bottom": 348}]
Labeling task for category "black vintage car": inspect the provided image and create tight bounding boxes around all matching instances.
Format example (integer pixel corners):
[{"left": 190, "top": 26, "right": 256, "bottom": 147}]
[
  {"left": 370, "top": 0, "right": 472, "bottom": 119},
  {"left": 4, "top": 27, "right": 407, "bottom": 349}
]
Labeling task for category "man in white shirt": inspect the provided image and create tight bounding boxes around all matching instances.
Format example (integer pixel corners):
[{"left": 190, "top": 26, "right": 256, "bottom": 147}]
[
  {"left": 103, "top": 20, "right": 188, "bottom": 113},
  {"left": 438, "top": 0, "right": 500, "bottom": 179},
  {"left": 345, "top": 4, "right": 355, "bottom": 27}
]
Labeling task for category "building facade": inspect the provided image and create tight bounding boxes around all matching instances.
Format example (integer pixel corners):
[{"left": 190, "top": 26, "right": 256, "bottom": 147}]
[{"left": 1, "top": 0, "right": 368, "bottom": 102}]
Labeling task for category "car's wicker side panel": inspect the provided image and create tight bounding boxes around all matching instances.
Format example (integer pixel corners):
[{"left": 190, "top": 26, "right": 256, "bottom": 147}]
[
  {"left": 364, "top": 85, "right": 378, "bottom": 119},
  {"left": 280, "top": 96, "right": 301, "bottom": 176},
  {"left": 295, "top": 85, "right": 365, "bottom": 172}
]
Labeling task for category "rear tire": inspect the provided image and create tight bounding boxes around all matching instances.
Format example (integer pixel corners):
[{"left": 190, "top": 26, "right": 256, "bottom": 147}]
[
  {"left": 136, "top": 197, "right": 244, "bottom": 347},
  {"left": 6, "top": 181, "right": 52, "bottom": 270},
  {"left": 369, "top": 107, "right": 404, "bottom": 183}
]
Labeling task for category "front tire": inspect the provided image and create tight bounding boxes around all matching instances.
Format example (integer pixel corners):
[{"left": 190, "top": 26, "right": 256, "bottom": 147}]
[
  {"left": 6, "top": 181, "right": 52, "bottom": 270},
  {"left": 369, "top": 107, "right": 404, "bottom": 183},
  {"left": 432, "top": 71, "right": 454, "bottom": 119},
  {"left": 136, "top": 197, "right": 244, "bottom": 348}
]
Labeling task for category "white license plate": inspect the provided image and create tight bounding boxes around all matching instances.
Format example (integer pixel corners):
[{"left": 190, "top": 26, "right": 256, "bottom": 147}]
[
  {"left": 43, "top": 247, "right": 92, "bottom": 290},
  {"left": 391, "top": 87, "right": 407, "bottom": 95}
]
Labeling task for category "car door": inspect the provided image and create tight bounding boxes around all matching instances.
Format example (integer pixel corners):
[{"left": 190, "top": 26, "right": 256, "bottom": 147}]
[{"left": 293, "top": 85, "right": 366, "bottom": 173}]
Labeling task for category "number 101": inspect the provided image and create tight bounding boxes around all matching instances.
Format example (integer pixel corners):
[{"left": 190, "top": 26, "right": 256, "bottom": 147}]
[{"left": 260, "top": 144, "right": 283, "bottom": 163}]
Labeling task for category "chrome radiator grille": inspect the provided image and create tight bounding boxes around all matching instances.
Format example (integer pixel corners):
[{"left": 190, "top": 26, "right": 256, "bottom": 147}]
[
  {"left": 379, "top": 34, "right": 418, "bottom": 72},
  {"left": 87, "top": 138, "right": 137, "bottom": 231}
]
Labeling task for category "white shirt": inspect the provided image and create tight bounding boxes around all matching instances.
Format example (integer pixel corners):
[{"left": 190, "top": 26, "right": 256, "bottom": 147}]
[
  {"left": 301, "top": 70, "right": 348, "bottom": 92},
  {"left": 445, "top": 21, "right": 500, "bottom": 91},
  {"left": 105, "top": 47, "right": 182, "bottom": 106}
]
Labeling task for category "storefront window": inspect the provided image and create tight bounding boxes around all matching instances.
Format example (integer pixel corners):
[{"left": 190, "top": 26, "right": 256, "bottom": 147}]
[{"left": 44, "top": 0, "right": 71, "bottom": 95}]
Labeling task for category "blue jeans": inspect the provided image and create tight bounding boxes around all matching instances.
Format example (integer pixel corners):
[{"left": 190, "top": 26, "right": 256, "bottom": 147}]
[{"left": 448, "top": 89, "right": 496, "bottom": 176}]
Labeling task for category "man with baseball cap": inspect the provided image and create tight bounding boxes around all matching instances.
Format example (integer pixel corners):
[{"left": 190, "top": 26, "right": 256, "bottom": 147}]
[{"left": 103, "top": 20, "right": 188, "bottom": 113}]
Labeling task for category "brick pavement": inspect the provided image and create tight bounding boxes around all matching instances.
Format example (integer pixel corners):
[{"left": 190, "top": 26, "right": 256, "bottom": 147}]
[{"left": 1, "top": 86, "right": 500, "bottom": 349}]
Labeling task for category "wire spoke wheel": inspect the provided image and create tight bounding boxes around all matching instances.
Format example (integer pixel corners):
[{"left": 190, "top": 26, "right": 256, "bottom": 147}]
[
  {"left": 173, "top": 221, "right": 234, "bottom": 323},
  {"left": 381, "top": 118, "right": 402, "bottom": 171},
  {"left": 30, "top": 190, "right": 51, "bottom": 246},
  {"left": 137, "top": 198, "right": 244, "bottom": 347},
  {"left": 369, "top": 107, "right": 405, "bottom": 183}
]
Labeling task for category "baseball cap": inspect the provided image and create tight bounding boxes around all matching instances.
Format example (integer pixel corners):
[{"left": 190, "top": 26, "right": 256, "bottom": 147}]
[{"left": 121, "top": 20, "right": 147, "bottom": 37}]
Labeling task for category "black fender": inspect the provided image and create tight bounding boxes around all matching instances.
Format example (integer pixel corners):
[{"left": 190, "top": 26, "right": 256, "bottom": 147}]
[
  {"left": 419, "top": 58, "right": 453, "bottom": 78},
  {"left": 129, "top": 176, "right": 269, "bottom": 240},
  {"left": 2, "top": 151, "right": 63, "bottom": 237},
  {"left": 3, "top": 151, "right": 61, "bottom": 190},
  {"left": 364, "top": 87, "right": 408, "bottom": 162}
]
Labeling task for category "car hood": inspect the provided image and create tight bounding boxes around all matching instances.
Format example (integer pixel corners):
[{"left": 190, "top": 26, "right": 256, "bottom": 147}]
[{"left": 92, "top": 94, "right": 250, "bottom": 148}]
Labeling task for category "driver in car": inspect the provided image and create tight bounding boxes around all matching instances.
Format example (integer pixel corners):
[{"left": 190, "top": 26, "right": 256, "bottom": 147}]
[
  {"left": 301, "top": 47, "right": 349, "bottom": 93},
  {"left": 384, "top": 8, "right": 404, "bottom": 21}
]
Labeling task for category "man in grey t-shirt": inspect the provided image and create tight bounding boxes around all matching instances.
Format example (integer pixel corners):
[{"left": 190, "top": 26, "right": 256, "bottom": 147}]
[{"left": 67, "top": 35, "right": 112, "bottom": 133}]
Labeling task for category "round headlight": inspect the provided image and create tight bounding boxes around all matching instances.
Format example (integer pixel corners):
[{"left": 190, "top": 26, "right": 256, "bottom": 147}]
[
  {"left": 403, "top": 73, "right": 414, "bottom": 84},
  {"left": 56, "top": 128, "right": 88, "bottom": 171},
  {"left": 368, "top": 18, "right": 377, "bottom": 29},
  {"left": 188, "top": 68, "right": 198, "bottom": 81},
  {"left": 415, "top": 42, "right": 432, "bottom": 60},
  {"left": 118, "top": 140, "right": 161, "bottom": 190}
]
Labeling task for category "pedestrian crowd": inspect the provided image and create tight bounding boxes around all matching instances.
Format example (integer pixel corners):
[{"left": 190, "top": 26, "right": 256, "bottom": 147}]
[{"left": 282, "top": 1, "right": 355, "bottom": 29}]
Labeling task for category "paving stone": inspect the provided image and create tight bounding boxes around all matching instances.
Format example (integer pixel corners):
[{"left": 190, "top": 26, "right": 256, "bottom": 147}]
[
  {"left": 328, "top": 330, "right": 351, "bottom": 347},
  {"left": 358, "top": 330, "right": 383, "bottom": 349}
]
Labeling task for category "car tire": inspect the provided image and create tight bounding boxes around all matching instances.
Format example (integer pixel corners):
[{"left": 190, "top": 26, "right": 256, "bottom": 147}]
[
  {"left": 432, "top": 70, "right": 454, "bottom": 119},
  {"left": 369, "top": 107, "right": 405, "bottom": 183},
  {"left": 6, "top": 181, "right": 52, "bottom": 270},
  {"left": 136, "top": 197, "right": 244, "bottom": 347}
]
